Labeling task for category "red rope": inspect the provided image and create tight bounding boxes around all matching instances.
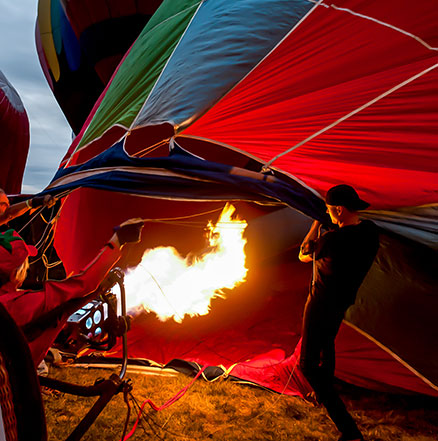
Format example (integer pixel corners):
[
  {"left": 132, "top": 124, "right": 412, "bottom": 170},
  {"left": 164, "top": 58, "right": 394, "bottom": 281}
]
[{"left": 120, "top": 365, "right": 207, "bottom": 441}]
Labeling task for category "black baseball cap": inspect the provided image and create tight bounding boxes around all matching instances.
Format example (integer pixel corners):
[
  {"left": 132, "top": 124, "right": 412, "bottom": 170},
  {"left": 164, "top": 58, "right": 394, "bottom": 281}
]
[{"left": 325, "top": 184, "right": 370, "bottom": 211}]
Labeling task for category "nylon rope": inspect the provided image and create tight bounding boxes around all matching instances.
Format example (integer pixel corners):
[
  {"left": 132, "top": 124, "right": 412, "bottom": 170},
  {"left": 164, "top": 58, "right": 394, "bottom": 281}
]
[
  {"left": 14, "top": 201, "right": 229, "bottom": 280},
  {"left": 15, "top": 191, "right": 71, "bottom": 277},
  {"left": 16, "top": 206, "right": 45, "bottom": 235},
  {"left": 120, "top": 357, "right": 301, "bottom": 440},
  {"left": 262, "top": 62, "right": 438, "bottom": 171},
  {"left": 16, "top": 188, "right": 71, "bottom": 236},
  {"left": 36, "top": 215, "right": 63, "bottom": 276},
  {"left": 120, "top": 364, "right": 208, "bottom": 441},
  {"left": 34, "top": 210, "right": 56, "bottom": 249},
  {"left": 141, "top": 206, "right": 223, "bottom": 222},
  {"left": 127, "top": 394, "right": 157, "bottom": 439},
  {"left": 308, "top": 0, "right": 438, "bottom": 52},
  {"left": 344, "top": 321, "right": 438, "bottom": 392},
  {"left": 123, "top": 354, "right": 303, "bottom": 439},
  {"left": 133, "top": 139, "right": 169, "bottom": 158},
  {"left": 24, "top": 206, "right": 63, "bottom": 279},
  {"left": 129, "top": 392, "right": 191, "bottom": 440}
]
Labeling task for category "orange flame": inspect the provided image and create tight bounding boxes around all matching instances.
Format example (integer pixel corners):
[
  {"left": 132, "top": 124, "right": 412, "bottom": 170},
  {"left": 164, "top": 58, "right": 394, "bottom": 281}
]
[{"left": 123, "top": 204, "right": 248, "bottom": 323}]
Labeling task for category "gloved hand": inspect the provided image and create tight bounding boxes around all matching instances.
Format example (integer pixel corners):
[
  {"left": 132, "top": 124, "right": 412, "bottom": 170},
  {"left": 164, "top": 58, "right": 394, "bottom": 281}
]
[
  {"left": 113, "top": 218, "right": 144, "bottom": 246},
  {"left": 31, "top": 194, "right": 56, "bottom": 209}
]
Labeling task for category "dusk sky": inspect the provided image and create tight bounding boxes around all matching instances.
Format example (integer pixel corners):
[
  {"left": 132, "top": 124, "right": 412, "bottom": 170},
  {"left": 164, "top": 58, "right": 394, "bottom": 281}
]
[{"left": 0, "top": 0, "right": 72, "bottom": 194}]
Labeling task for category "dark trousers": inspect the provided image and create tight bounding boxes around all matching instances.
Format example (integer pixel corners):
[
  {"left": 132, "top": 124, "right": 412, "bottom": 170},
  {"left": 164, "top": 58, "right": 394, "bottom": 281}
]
[{"left": 299, "top": 297, "right": 362, "bottom": 439}]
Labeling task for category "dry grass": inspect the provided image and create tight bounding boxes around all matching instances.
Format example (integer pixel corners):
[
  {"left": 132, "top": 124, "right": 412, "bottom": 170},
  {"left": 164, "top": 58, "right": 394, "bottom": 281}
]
[{"left": 42, "top": 364, "right": 438, "bottom": 441}]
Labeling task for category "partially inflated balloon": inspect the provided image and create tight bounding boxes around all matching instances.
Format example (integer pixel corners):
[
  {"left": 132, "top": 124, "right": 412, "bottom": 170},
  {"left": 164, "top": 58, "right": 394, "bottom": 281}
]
[
  {"left": 0, "top": 70, "right": 30, "bottom": 194},
  {"left": 39, "top": 0, "right": 438, "bottom": 397}
]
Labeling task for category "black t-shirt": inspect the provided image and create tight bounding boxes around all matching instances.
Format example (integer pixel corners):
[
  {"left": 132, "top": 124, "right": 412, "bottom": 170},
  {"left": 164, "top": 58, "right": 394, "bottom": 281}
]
[{"left": 311, "top": 220, "right": 379, "bottom": 310}]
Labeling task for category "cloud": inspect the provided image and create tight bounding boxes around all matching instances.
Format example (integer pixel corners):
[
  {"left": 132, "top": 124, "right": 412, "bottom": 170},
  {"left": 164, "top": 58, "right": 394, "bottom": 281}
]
[{"left": 0, "top": 0, "right": 72, "bottom": 193}]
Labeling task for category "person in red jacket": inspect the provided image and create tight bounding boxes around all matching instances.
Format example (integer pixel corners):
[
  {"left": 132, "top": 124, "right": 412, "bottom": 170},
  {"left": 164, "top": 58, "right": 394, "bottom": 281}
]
[{"left": 0, "top": 218, "right": 144, "bottom": 366}]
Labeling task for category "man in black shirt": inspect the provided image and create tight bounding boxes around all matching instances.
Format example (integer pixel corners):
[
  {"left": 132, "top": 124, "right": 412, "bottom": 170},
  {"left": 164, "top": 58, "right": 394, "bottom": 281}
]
[{"left": 298, "top": 184, "right": 379, "bottom": 441}]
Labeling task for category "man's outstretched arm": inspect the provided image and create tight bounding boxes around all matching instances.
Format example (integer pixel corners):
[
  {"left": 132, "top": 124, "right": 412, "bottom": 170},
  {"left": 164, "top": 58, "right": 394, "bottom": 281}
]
[{"left": 299, "top": 220, "right": 321, "bottom": 263}]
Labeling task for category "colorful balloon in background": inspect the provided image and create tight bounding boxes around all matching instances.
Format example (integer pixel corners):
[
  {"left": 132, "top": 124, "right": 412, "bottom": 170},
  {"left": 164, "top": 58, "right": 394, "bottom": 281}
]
[{"left": 35, "top": 0, "right": 163, "bottom": 134}]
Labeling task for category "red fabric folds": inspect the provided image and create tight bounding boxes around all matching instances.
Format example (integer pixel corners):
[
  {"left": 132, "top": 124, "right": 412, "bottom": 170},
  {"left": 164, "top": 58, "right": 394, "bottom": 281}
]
[{"left": 184, "top": 0, "right": 438, "bottom": 208}]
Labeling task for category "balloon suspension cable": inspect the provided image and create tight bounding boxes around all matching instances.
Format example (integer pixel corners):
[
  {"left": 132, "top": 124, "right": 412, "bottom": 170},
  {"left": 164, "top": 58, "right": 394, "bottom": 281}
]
[
  {"left": 16, "top": 206, "right": 45, "bottom": 235},
  {"left": 262, "top": 62, "right": 438, "bottom": 170},
  {"left": 21, "top": 205, "right": 60, "bottom": 277},
  {"left": 116, "top": 207, "right": 229, "bottom": 231},
  {"left": 17, "top": 189, "right": 73, "bottom": 276},
  {"left": 16, "top": 188, "right": 72, "bottom": 235},
  {"left": 34, "top": 208, "right": 57, "bottom": 249},
  {"left": 135, "top": 138, "right": 170, "bottom": 158}
]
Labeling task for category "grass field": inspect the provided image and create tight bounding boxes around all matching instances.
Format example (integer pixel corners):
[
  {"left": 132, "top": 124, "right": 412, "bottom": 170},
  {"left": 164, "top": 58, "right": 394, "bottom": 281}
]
[{"left": 42, "top": 364, "right": 438, "bottom": 441}]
